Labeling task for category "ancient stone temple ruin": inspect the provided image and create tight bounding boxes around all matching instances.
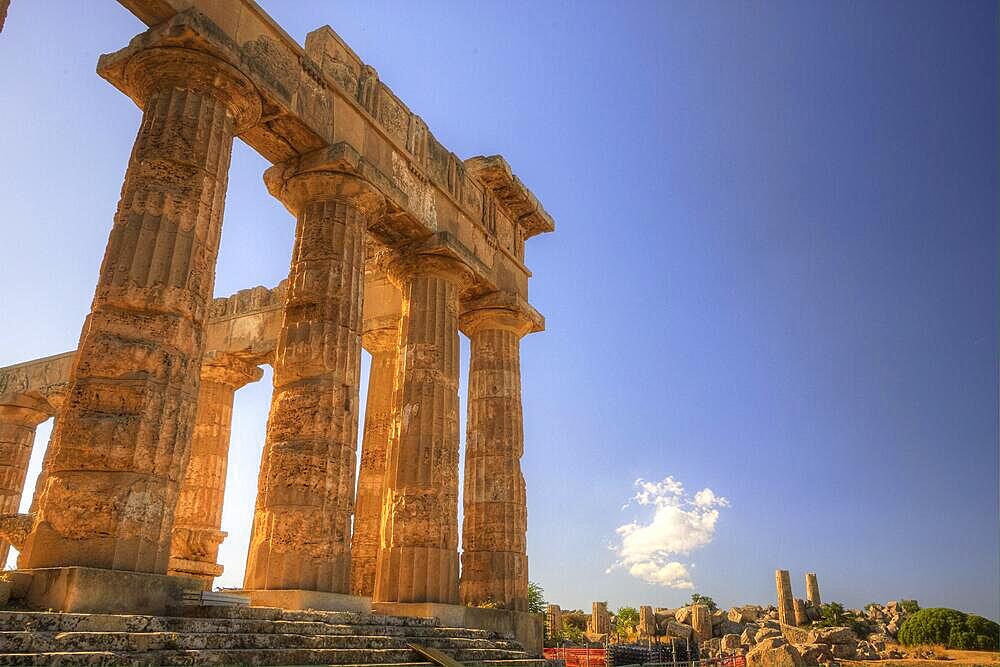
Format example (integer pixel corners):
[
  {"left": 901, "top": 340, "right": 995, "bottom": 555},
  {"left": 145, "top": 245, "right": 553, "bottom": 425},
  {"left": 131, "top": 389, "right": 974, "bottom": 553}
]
[{"left": 0, "top": 0, "right": 552, "bottom": 658}]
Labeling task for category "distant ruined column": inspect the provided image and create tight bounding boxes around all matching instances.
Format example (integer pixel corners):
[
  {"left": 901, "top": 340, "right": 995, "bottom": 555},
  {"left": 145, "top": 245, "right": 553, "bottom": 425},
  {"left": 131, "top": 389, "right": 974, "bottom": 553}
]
[
  {"left": 691, "top": 603, "right": 713, "bottom": 641},
  {"left": 775, "top": 569, "right": 796, "bottom": 626},
  {"left": 805, "top": 572, "right": 821, "bottom": 606},
  {"left": 245, "top": 162, "right": 384, "bottom": 593},
  {"left": 546, "top": 604, "right": 564, "bottom": 635},
  {"left": 793, "top": 598, "right": 809, "bottom": 626},
  {"left": 639, "top": 605, "right": 656, "bottom": 637},
  {"left": 0, "top": 396, "right": 52, "bottom": 564},
  {"left": 459, "top": 298, "right": 537, "bottom": 611},
  {"left": 591, "top": 601, "right": 611, "bottom": 636},
  {"left": 168, "top": 353, "right": 261, "bottom": 589},
  {"left": 350, "top": 323, "right": 399, "bottom": 597},
  {"left": 23, "top": 46, "right": 261, "bottom": 572},
  {"left": 374, "top": 253, "right": 471, "bottom": 604}
]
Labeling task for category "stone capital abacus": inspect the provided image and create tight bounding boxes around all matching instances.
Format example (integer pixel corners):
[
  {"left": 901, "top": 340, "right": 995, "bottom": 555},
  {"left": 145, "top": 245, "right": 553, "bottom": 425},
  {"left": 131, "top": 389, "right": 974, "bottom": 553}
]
[
  {"left": 264, "top": 146, "right": 386, "bottom": 221},
  {"left": 362, "top": 325, "right": 399, "bottom": 354},
  {"left": 199, "top": 352, "right": 263, "bottom": 389},
  {"left": 117, "top": 46, "right": 262, "bottom": 133},
  {"left": 460, "top": 292, "right": 544, "bottom": 338},
  {"left": 0, "top": 395, "right": 53, "bottom": 429},
  {"left": 383, "top": 252, "right": 475, "bottom": 293}
]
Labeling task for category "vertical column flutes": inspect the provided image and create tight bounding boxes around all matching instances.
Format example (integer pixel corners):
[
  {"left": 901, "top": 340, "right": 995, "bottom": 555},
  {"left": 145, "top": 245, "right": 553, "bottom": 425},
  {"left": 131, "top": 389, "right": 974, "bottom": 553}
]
[
  {"left": 351, "top": 325, "right": 400, "bottom": 597},
  {"left": 374, "top": 253, "right": 471, "bottom": 604},
  {"left": 245, "top": 164, "right": 383, "bottom": 593},
  {"left": 458, "top": 303, "right": 535, "bottom": 611},
  {"left": 776, "top": 569, "right": 796, "bottom": 626},
  {"left": 805, "top": 571, "right": 822, "bottom": 606},
  {"left": 23, "top": 46, "right": 260, "bottom": 573},
  {"left": 0, "top": 397, "right": 52, "bottom": 565},
  {"left": 168, "top": 352, "right": 261, "bottom": 589}
]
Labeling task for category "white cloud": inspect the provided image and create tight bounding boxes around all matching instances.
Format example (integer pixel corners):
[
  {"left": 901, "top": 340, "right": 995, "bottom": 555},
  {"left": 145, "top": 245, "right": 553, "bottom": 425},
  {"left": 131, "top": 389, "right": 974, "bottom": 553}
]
[{"left": 609, "top": 476, "right": 729, "bottom": 589}]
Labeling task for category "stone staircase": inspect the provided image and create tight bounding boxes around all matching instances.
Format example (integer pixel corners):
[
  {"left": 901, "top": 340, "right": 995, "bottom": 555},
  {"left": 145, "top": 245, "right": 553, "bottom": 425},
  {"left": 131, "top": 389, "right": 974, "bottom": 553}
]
[{"left": 0, "top": 607, "right": 548, "bottom": 666}]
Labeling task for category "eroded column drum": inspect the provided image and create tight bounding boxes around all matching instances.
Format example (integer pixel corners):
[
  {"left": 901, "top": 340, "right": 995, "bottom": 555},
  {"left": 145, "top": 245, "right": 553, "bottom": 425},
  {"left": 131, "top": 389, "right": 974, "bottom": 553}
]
[
  {"left": 374, "top": 254, "right": 470, "bottom": 604},
  {"left": 459, "top": 307, "right": 533, "bottom": 611},
  {"left": 168, "top": 353, "right": 261, "bottom": 588},
  {"left": 350, "top": 326, "right": 399, "bottom": 597},
  {"left": 23, "top": 47, "right": 260, "bottom": 572},
  {"left": 0, "top": 398, "right": 51, "bottom": 564},
  {"left": 245, "top": 171, "right": 382, "bottom": 593}
]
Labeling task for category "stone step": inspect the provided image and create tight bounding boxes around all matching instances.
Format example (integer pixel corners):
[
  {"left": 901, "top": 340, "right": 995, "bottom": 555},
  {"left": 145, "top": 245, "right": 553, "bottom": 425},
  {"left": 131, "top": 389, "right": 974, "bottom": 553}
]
[
  {"left": 0, "top": 631, "right": 526, "bottom": 653},
  {"left": 0, "top": 612, "right": 510, "bottom": 641},
  {"left": 0, "top": 647, "right": 531, "bottom": 666}
]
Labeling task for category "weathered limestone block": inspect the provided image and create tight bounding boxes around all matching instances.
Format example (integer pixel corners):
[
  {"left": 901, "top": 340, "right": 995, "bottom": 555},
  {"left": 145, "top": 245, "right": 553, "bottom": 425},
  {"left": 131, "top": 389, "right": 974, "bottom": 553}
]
[
  {"left": 350, "top": 323, "right": 400, "bottom": 597},
  {"left": 805, "top": 572, "right": 821, "bottom": 607},
  {"left": 780, "top": 622, "right": 810, "bottom": 644},
  {"left": 691, "top": 603, "right": 713, "bottom": 642},
  {"left": 775, "top": 570, "right": 795, "bottom": 628},
  {"left": 168, "top": 353, "right": 261, "bottom": 588},
  {"left": 667, "top": 619, "right": 695, "bottom": 641},
  {"left": 793, "top": 598, "right": 808, "bottom": 626},
  {"left": 795, "top": 643, "right": 834, "bottom": 665},
  {"left": 721, "top": 633, "right": 742, "bottom": 651},
  {"left": 0, "top": 396, "right": 52, "bottom": 564},
  {"left": 807, "top": 626, "right": 858, "bottom": 645},
  {"left": 246, "top": 162, "right": 384, "bottom": 593},
  {"left": 373, "top": 253, "right": 471, "bottom": 604},
  {"left": 675, "top": 605, "right": 692, "bottom": 624},
  {"left": 746, "top": 641, "right": 803, "bottom": 667},
  {"left": 458, "top": 297, "right": 539, "bottom": 611},
  {"left": 23, "top": 44, "right": 261, "bottom": 573}
]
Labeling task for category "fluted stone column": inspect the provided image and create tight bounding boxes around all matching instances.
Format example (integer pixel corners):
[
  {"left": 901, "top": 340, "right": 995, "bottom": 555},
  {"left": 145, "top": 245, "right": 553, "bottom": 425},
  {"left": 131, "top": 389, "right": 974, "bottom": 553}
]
[
  {"left": 805, "top": 572, "right": 821, "bottom": 606},
  {"left": 245, "top": 166, "right": 383, "bottom": 593},
  {"left": 793, "top": 598, "right": 809, "bottom": 626},
  {"left": 23, "top": 46, "right": 260, "bottom": 572},
  {"left": 0, "top": 396, "right": 52, "bottom": 564},
  {"left": 168, "top": 353, "right": 261, "bottom": 588},
  {"left": 374, "top": 254, "right": 471, "bottom": 604},
  {"left": 775, "top": 569, "right": 795, "bottom": 626},
  {"left": 459, "top": 303, "right": 534, "bottom": 610},
  {"left": 350, "top": 325, "right": 399, "bottom": 597}
]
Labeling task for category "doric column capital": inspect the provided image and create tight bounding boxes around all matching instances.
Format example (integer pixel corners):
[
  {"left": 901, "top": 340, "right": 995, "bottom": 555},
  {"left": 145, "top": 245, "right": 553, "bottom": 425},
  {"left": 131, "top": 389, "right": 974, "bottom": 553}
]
[
  {"left": 362, "top": 326, "right": 399, "bottom": 354},
  {"left": 200, "top": 352, "right": 263, "bottom": 389},
  {"left": 383, "top": 252, "right": 475, "bottom": 292},
  {"left": 460, "top": 292, "right": 544, "bottom": 338},
  {"left": 264, "top": 148, "right": 386, "bottom": 221},
  {"left": 0, "top": 395, "right": 53, "bottom": 428},
  {"left": 120, "top": 46, "right": 262, "bottom": 133}
]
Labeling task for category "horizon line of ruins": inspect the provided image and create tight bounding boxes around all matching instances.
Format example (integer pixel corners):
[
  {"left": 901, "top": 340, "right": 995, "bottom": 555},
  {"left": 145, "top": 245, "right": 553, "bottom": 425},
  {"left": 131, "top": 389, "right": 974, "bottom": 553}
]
[{"left": 546, "top": 570, "right": 824, "bottom": 641}]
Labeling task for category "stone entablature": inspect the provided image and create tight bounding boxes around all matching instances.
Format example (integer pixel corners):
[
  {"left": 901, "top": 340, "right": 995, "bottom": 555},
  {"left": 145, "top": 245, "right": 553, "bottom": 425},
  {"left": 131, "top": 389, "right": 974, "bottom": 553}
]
[{"left": 110, "top": 1, "right": 553, "bottom": 303}]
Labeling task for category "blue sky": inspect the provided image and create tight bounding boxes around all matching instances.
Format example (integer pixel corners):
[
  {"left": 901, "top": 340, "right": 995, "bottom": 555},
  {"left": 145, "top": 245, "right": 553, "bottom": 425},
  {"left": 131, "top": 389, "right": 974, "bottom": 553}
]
[{"left": 0, "top": 1, "right": 996, "bottom": 619}]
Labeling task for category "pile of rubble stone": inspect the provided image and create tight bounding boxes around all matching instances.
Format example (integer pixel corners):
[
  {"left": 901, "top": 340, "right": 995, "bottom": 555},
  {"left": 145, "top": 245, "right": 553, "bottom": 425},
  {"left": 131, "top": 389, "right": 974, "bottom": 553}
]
[{"left": 647, "top": 600, "right": 923, "bottom": 666}]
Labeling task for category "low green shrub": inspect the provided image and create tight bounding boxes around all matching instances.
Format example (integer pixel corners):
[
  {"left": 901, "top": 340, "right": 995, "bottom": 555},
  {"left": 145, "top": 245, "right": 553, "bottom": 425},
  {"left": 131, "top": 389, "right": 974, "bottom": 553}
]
[{"left": 898, "top": 608, "right": 998, "bottom": 651}]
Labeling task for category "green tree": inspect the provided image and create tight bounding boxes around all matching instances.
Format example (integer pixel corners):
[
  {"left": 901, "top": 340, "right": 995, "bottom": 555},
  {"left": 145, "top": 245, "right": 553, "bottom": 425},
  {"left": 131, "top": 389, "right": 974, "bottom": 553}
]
[
  {"left": 527, "top": 581, "right": 546, "bottom": 615},
  {"left": 813, "top": 602, "right": 873, "bottom": 638},
  {"left": 898, "top": 608, "right": 999, "bottom": 651},
  {"left": 561, "top": 623, "right": 586, "bottom": 644},
  {"left": 690, "top": 593, "right": 718, "bottom": 611},
  {"left": 899, "top": 599, "right": 920, "bottom": 614},
  {"left": 615, "top": 607, "right": 639, "bottom": 641}
]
